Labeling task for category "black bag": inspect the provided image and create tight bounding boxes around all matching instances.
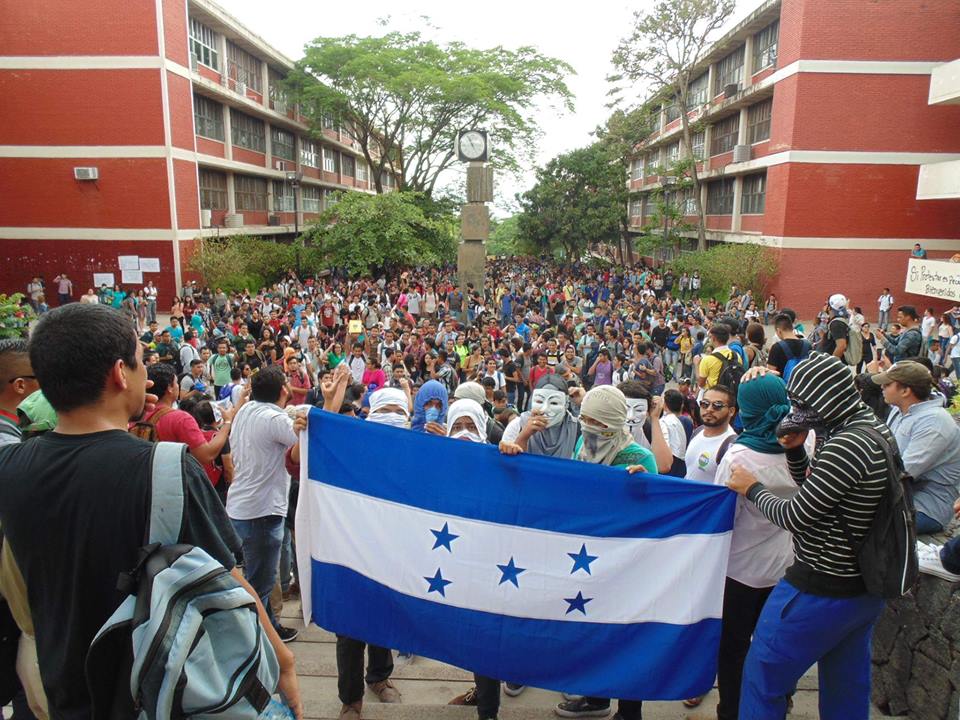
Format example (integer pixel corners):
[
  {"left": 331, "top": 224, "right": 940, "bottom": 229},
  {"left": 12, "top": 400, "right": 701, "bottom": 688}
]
[
  {"left": 840, "top": 425, "right": 919, "bottom": 599},
  {"left": 712, "top": 351, "right": 745, "bottom": 393}
]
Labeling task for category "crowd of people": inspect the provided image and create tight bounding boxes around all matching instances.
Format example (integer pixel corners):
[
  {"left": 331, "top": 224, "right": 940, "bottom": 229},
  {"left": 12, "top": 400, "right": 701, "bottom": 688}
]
[{"left": 1, "top": 256, "right": 959, "bottom": 720}]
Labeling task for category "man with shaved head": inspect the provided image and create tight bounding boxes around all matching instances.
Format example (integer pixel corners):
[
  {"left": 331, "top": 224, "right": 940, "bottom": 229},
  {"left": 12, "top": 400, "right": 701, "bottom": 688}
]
[{"left": 0, "top": 340, "right": 38, "bottom": 446}]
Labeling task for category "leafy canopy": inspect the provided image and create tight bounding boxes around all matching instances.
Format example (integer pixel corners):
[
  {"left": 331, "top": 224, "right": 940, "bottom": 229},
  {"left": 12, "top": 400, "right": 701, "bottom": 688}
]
[{"left": 290, "top": 31, "right": 575, "bottom": 196}]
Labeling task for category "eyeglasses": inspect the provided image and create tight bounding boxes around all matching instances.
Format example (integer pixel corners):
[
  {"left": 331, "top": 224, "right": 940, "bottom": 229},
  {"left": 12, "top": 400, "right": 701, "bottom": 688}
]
[{"left": 698, "top": 400, "right": 730, "bottom": 411}]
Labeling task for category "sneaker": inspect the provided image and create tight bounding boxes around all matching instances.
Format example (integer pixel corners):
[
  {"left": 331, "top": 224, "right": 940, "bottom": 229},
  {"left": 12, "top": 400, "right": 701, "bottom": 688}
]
[
  {"left": 449, "top": 686, "right": 478, "bottom": 706},
  {"left": 504, "top": 683, "right": 526, "bottom": 697},
  {"left": 276, "top": 625, "right": 299, "bottom": 643},
  {"left": 555, "top": 697, "right": 612, "bottom": 717},
  {"left": 394, "top": 651, "right": 416, "bottom": 668},
  {"left": 338, "top": 702, "right": 362, "bottom": 720},
  {"left": 562, "top": 692, "right": 582, "bottom": 702},
  {"left": 918, "top": 543, "right": 960, "bottom": 582},
  {"left": 367, "top": 679, "right": 402, "bottom": 703}
]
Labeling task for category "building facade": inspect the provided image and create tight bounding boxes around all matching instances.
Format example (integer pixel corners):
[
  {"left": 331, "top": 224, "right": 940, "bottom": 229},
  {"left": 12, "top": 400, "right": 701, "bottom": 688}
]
[
  {"left": 628, "top": 0, "right": 960, "bottom": 319},
  {"left": 0, "top": 0, "right": 391, "bottom": 302}
]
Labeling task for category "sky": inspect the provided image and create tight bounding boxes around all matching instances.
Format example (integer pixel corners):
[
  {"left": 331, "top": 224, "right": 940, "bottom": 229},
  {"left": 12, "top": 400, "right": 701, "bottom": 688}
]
[{"left": 223, "top": 0, "right": 750, "bottom": 215}]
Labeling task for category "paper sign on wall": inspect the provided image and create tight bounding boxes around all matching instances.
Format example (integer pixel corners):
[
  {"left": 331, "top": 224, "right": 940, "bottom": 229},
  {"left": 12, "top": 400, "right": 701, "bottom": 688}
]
[
  {"left": 139, "top": 258, "right": 161, "bottom": 273},
  {"left": 905, "top": 258, "right": 960, "bottom": 301},
  {"left": 118, "top": 255, "right": 140, "bottom": 270},
  {"left": 93, "top": 273, "right": 115, "bottom": 288},
  {"left": 121, "top": 269, "right": 143, "bottom": 284}
]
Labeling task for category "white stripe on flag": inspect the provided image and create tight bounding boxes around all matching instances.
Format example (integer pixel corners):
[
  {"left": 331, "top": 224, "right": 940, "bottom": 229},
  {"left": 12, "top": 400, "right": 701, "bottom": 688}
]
[{"left": 307, "top": 482, "right": 731, "bottom": 626}]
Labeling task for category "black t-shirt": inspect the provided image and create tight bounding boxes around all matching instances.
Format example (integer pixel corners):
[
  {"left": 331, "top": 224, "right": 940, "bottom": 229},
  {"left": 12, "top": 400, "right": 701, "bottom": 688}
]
[
  {"left": 650, "top": 325, "right": 670, "bottom": 349},
  {"left": 767, "top": 338, "right": 810, "bottom": 375},
  {"left": 0, "top": 431, "right": 240, "bottom": 720},
  {"left": 503, "top": 360, "right": 519, "bottom": 391},
  {"left": 818, "top": 318, "right": 850, "bottom": 360}
]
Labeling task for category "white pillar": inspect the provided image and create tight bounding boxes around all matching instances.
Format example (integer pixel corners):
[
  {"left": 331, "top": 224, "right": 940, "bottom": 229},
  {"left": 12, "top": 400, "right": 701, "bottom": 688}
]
[
  {"left": 732, "top": 176, "right": 743, "bottom": 232},
  {"left": 743, "top": 35, "right": 755, "bottom": 87},
  {"left": 707, "top": 63, "right": 717, "bottom": 100},
  {"left": 264, "top": 122, "right": 273, "bottom": 169},
  {"left": 226, "top": 173, "right": 236, "bottom": 214},
  {"left": 737, "top": 107, "right": 750, "bottom": 146},
  {"left": 260, "top": 62, "right": 270, "bottom": 107},
  {"left": 222, "top": 105, "right": 233, "bottom": 161}
]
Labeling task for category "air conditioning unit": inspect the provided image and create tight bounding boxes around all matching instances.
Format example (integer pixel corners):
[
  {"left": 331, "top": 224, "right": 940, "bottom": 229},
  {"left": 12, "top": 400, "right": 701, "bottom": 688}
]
[
  {"left": 732, "top": 144, "right": 752, "bottom": 163},
  {"left": 267, "top": 214, "right": 281, "bottom": 226},
  {"left": 224, "top": 213, "right": 244, "bottom": 228},
  {"left": 190, "top": 53, "right": 199, "bottom": 72},
  {"left": 236, "top": 81, "right": 247, "bottom": 95},
  {"left": 274, "top": 160, "right": 286, "bottom": 171},
  {"left": 200, "top": 208, "right": 212, "bottom": 227},
  {"left": 724, "top": 82, "right": 740, "bottom": 98},
  {"left": 73, "top": 167, "right": 99, "bottom": 181}
]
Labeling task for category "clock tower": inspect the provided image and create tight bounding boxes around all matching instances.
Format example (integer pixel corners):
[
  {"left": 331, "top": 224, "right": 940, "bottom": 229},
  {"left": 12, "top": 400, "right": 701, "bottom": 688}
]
[{"left": 457, "top": 130, "right": 492, "bottom": 327}]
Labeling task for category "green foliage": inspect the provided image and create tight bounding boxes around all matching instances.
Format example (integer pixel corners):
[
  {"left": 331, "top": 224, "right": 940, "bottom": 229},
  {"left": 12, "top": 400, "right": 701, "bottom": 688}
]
[
  {"left": 950, "top": 391, "right": 960, "bottom": 417},
  {"left": 188, "top": 236, "right": 295, "bottom": 292},
  {"left": 290, "top": 30, "right": 575, "bottom": 196},
  {"left": 517, "top": 143, "right": 627, "bottom": 260},
  {"left": 301, "top": 191, "right": 457, "bottom": 276},
  {"left": 669, "top": 242, "right": 780, "bottom": 298},
  {"left": 0, "top": 293, "right": 35, "bottom": 339},
  {"left": 487, "top": 216, "right": 525, "bottom": 256}
]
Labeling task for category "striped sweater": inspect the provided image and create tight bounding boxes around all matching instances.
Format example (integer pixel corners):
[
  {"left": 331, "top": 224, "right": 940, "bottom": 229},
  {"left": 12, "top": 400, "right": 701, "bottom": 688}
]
[{"left": 746, "top": 352, "right": 892, "bottom": 597}]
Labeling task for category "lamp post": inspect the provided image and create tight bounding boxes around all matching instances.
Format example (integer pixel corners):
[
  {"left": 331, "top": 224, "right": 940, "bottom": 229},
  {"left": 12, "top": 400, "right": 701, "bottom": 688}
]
[
  {"left": 285, "top": 171, "right": 303, "bottom": 277},
  {"left": 661, "top": 175, "right": 677, "bottom": 265}
]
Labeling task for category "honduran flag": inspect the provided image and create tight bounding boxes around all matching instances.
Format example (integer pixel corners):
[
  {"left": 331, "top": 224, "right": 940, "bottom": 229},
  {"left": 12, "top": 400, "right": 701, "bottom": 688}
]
[{"left": 296, "top": 408, "right": 735, "bottom": 700}]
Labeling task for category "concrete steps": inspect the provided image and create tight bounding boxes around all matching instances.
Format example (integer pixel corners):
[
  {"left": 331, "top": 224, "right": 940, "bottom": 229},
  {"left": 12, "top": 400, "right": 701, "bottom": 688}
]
[{"left": 280, "top": 602, "right": 897, "bottom": 719}]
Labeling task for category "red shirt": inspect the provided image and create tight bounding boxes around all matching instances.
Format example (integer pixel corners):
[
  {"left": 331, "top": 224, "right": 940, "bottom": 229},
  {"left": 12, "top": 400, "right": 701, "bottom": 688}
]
[
  {"left": 529, "top": 365, "right": 554, "bottom": 388},
  {"left": 147, "top": 407, "right": 207, "bottom": 452}
]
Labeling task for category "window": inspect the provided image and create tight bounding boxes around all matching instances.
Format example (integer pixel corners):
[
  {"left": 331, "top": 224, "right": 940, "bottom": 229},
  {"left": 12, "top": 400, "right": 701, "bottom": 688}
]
[
  {"left": 644, "top": 153, "right": 657, "bottom": 174},
  {"left": 302, "top": 185, "right": 321, "bottom": 213},
  {"left": 198, "top": 169, "right": 227, "bottom": 210},
  {"left": 322, "top": 147, "right": 337, "bottom": 173},
  {"left": 752, "top": 21, "right": 779, "bottom": 71},
  {"left": 706, "top": 177, "right": 735, "bottom": 214},
  {"left": 270, "top": 127, "right": 295, "bottom": 161},
  {"left": 381, "top": 170, "right": 396, "bottom": 188},
  {"left": 227, "top": 42, "right": 262, "bottom": 92},
  {"left": 230, "top": 110, "right": 265, "bottom": 152},
  {"left": 678, "top": 186, "right": 698, "bottom": 215},
  {"left": 356, "top": 162, "right": 368, "bottom": 182},
  {"left": 630, "top": 158, "right": 643, "bottom": 181},
  {"left": 325, "top": 189, "right": 340, "bottom": 207},
  {"left": 666, "top": 141, "right": 681, "bottom": 164},
  {"left": 341, "top": 154, "right": 355, "bottom": 178},
  {"left": 691, "top": 131, "right": 705, "bottom": 160},
  {"left": 688, "top": 72, "right": 709, "bottom": 106},
  {"left": 748, "top": 99, "right": 772, "bottom": 143},
  {"left": 714, "top": 46, "right": 744, "bottom": 95},
  {"left": 272, "top": 180, "right": 294, "bottom": 212},
  {"left": 741, "top": 173, "right": 766, "bottom": 214},
  {"left": 322, "top": 113, "right": 335, "bottom": 129},
  {"left": 664, "top": 101, "right": 681, "bottom": 123},
  {"left": 300, "top": 139, "right": 318, "bottom": 168},
  {"left": 193, "top": 94, "right": 223, "bottom": 141},
  {"left": 710, "top": 114, "right": 739, "bottom": 155},
  {"left": 234, "top": 175, "right": 267, "bottom": 212},
  {"left": 629, "top": 197, "right": 642, "bottom": 219},
  {"left": 189, "top": 19, "right": 219, "bottom": 70}
]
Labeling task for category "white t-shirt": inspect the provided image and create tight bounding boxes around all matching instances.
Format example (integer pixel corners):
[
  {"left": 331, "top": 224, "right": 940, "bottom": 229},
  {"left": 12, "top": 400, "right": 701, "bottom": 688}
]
[
  {"left": 684, "top": 426, "right": 737, "bottom": 483},
  {"left": 226, "top": 401, "right": 297, "bottom": 521},
  {"left": 659, "top": 413, "right": 688, "bottom": 459},
  {"left": 878, "top": 294, "right": 893, "bottom": 311},
  {"left": 922, "top": 315, "right": 936, "bottom": 339}
]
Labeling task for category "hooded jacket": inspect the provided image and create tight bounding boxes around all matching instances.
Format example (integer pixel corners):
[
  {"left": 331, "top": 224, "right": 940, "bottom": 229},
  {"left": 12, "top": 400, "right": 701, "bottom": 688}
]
[{"left": 746, "top": 352, "right": 894, "bottom": 597}]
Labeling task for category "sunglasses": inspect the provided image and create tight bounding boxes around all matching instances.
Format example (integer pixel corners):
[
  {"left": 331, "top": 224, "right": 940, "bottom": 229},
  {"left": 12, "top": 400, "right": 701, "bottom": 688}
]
[{"left": 698, "top": 400, "right": 730, "bottom": 411}]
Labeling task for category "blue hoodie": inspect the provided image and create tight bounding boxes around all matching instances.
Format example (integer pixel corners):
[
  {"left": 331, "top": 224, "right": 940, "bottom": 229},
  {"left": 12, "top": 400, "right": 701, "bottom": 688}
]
[{"left": 410, "top": 380, "right": 449, "bottom": 432}]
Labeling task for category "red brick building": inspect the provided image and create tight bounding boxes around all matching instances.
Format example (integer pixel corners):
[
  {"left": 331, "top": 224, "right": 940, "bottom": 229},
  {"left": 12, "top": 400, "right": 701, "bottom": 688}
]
[
  {"left": 0, "top": 0, "right": 390, "bottom": 303},
  {"left": 628, "top": 0, "right": 960, "bottom": 319}
]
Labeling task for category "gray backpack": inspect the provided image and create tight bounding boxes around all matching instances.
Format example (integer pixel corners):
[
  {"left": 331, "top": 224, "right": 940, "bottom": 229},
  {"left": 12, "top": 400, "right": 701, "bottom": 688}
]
[{"left": 86, "top": 443, "right": 279, "bottom": 719}]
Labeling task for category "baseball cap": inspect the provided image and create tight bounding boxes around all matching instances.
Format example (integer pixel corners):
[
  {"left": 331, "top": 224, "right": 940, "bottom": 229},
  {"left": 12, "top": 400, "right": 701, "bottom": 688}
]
[
  {"left": 828, "top": 293, "right": 848, "bottom": 312},
  {"left": 872, "top": 361, "right": 933, "bottom": 389}
]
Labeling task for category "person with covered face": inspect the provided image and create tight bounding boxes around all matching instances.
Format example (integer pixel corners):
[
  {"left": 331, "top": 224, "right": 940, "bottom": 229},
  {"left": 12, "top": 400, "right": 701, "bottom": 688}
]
[
  {"left": 726, "top": 353, "right": 895, "bottom": 720},
  {"left": 410, "top": 380, "right": 448, "bottom": 435},
  {"left": 365, "top": 387, "right": 411, "bottom": 429},
  {"left": 499, "top": 374, "right": 579, "bottom": 459}
]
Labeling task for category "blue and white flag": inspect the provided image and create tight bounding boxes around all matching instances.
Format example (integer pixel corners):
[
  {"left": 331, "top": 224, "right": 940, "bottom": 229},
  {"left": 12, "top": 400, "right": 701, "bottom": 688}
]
[{"left": 296, "top": 409, "right": 735, "bottom": 700}]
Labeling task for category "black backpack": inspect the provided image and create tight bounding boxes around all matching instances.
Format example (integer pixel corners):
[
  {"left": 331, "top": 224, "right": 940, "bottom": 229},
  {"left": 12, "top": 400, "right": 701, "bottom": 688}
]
[
  {"left": 712, "top": 350, "right": 745, "bottom": 393},
  {"left": 839, "top": 425, "right": 919, "bottom": 599}
]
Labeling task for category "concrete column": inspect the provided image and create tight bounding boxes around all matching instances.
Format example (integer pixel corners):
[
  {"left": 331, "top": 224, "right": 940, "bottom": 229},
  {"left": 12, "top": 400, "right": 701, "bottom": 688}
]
[
  {"left": 267, "top": 178, "right": 275, "bottom": 214},
  {"left": 264, "top": 121, "right": 273, "bottom": 169},
  {"left": 703, "top": 124, "right": 712, "bottom": 170},
  {"left": 743, "top": 35, "right": 755, "bottom": 87},
  {"left": 732, "top": 176, "right": 743, "bottom": 232},
  {"left": 217, "top": 34, "right": 228, "bottom": 80},
  {"left": 707, "top": 63, "right": 717, "bottom": 99},
  {"left": 222, "top": 105, "right": 233, "bottom": 161},
  {"left": 226, "top": 173, "right": 236, "bottom": 214},
  {"left": 737, "top": 107, "right": 750, "bottom": 146},
  {"left": 260, "top": 62, "right": 270, "bottom": 107}
]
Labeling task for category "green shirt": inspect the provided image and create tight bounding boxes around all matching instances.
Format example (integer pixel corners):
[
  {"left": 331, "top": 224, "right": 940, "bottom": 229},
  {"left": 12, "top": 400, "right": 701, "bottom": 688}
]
[
  {"left": 573, "top": 438, "right": 658, "bottom": 473},
  {"left": 209, "top": 354, "right": 234, "bottom": 386}
]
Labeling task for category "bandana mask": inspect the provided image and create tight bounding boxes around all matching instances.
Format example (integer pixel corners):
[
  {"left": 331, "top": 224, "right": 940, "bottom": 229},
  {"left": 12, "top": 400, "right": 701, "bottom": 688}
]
[
  {"left": 452, "top": 429, "right": 484, "bottom": 443},
  {"left": 578, "top": 419, "right": 621, "bottom": 461},
  {"left": 367, "top": 411, "right": 409, "bottom": 429},
  {"left": 530, "top": 388, "right": 568, "bottom": 428},
  {"left": 424, "top": 406, "right": 442, "bottom": 424}
]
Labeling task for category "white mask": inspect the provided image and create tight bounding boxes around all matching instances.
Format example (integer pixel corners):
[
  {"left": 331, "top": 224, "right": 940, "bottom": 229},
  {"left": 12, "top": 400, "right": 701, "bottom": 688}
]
[
  {"left": 367, "top": 411, "right": 409, "bottom": 429},
  {"left": 452, "top": 429, "right": 484, "bottom": 443},
  {"left": 530, "top": 388, "right": 568, "bottom": 428},
  {"left": 624, "top": 398, "right": 649, "bottom": 447}
]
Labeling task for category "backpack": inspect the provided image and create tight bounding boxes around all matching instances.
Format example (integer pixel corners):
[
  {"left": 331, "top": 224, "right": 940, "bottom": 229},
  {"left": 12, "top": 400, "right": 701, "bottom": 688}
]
[
  {"left": 838, "top": 426, "right": 919, "bottom": 599},
  {"left": 727, "top": 340, "right": 750, "bottom": 369},
  {"left": 85, "top": 443, "right": 280, "bottom": 719},
  {"left": 779, "top": 340, "right": 812, "bottom": 383},
  {"left": 219, "top": 383, "right": 236, "bottom": 401},
  {"left": 712, "top": 350, "right": 745, "bottom": 393},
  {"left": 129, "top": 406, "right": 174, "bottom": 443}
]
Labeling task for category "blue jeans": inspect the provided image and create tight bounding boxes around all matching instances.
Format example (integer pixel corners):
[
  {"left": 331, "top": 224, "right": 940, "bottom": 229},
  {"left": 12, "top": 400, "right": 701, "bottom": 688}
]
[
  {"left": 232, "top": 515, "right": 285, "bottom": 629},
  {"left": 279, "top": 523, "right": 294, "bottom": 592},
  {"left": 915, "top": 510, "right": 943, "bottom": 535},
  {"left": 739, "top": 579, "right": 885, "bottom": 720}
]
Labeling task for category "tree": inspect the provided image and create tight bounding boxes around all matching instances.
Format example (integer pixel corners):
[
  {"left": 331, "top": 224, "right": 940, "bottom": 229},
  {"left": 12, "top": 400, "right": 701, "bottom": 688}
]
[
  {"left": 517, "top": 144, "right": 625, "bottom": 261},
  {"left": 0, "top": 294, "right": 34, "bottom": 339},
  {"left": 611, "top": 0, "right": 736, "bottom": 251},
  {"left": 669, "top": 242, "right": 780, "bottom": 298},
  {"left": 302, "top": 191, "right": 457, "bottom": 275},
  {"left": 289, "top": 31, "right": 575, "bottom": 196}
]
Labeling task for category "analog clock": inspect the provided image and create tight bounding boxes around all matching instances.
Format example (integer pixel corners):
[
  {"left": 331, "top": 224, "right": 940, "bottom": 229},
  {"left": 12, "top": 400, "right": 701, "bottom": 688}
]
[{"left": 458, "top": 130, "right": 488, "bottom": 162}]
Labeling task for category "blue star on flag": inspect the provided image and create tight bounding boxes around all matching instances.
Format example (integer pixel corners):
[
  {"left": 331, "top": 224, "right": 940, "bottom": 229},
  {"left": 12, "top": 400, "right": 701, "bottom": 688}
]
[
  {"left": 568, "top": 543, "right": 598, "bottom": 575},
  {"left": 497, "top": 557, "right": 526, "bottom": 588},
  {"left": 564, "top": 591, "right": 593, "bottom": 615},
  {"left": 424, "top": 568, "right": 452, "bottom": 597},
  {"left": 430, "top": 522, "right": 460, "bottom": 552}
]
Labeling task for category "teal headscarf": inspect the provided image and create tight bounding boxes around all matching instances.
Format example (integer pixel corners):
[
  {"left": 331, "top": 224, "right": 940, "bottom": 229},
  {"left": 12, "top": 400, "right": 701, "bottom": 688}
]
[{"left": 735, "top": 374, "right": 791, "bottom": 454}]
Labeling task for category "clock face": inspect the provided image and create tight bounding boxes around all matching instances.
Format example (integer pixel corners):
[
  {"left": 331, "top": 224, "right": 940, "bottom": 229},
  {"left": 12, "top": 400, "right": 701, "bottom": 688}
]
[{"left": 460, "top": 130, "right": 486, "bottom": 159}]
